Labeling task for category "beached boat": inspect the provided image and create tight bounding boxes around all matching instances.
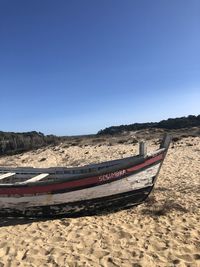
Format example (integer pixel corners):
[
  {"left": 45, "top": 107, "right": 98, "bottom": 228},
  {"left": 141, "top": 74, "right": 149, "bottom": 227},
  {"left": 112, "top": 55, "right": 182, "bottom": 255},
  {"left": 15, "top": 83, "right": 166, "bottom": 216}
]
[{"left": 0, "top": 135, "right": 171, "bottom": 217}]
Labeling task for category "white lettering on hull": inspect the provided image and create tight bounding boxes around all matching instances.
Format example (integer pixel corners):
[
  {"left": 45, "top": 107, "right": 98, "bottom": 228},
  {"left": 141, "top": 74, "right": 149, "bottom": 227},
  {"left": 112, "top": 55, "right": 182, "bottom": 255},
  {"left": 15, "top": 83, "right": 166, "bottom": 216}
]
[{"left": 99, "top": 170, "right": 126, "bottom": 182}]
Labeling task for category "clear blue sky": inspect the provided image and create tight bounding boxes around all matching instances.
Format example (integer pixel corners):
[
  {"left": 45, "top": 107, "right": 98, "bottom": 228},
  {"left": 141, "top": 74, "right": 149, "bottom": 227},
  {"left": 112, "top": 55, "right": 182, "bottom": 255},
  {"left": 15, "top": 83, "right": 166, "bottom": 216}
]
[{"left": 0, "top": 0, "right": 199, "bottom": 135}]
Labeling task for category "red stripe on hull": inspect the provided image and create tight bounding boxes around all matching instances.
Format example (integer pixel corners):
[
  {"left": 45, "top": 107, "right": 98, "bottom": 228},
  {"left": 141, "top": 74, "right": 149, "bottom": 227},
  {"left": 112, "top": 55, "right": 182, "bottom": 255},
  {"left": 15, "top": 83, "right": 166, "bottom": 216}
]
[
  {"left": 127, "top": 153, "right": 163, "bottom": 172},
  {"left": 0, "top": 153, "right": 164, "bottom": 196}
]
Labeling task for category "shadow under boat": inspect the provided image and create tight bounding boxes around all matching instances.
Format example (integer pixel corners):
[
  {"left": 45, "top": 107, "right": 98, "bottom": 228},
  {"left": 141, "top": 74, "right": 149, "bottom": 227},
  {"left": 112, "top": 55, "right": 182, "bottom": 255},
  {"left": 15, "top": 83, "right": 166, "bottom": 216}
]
[{"left": 0, "top": 200, "right": 144, "bottom": 227}]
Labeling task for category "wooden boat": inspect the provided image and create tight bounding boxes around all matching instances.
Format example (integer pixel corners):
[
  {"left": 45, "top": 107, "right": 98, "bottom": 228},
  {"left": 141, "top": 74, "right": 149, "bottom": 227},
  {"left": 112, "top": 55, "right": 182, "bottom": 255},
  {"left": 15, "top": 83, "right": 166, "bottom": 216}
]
[{"left": 0, "top": 135, "right": 171, "bottom": 217}]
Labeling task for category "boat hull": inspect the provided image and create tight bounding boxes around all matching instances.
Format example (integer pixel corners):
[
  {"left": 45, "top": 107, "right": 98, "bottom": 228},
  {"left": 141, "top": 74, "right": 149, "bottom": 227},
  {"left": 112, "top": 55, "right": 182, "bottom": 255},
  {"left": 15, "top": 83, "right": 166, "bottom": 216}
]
[
  {"left": 0, "top": 186, "right": 152, "bottom": 217},
  {"left": 0, "top": 161, "right": 160, "bottom": 217},
  {"left": 0, "top": 134, "right": 171, "bottom": 217}
]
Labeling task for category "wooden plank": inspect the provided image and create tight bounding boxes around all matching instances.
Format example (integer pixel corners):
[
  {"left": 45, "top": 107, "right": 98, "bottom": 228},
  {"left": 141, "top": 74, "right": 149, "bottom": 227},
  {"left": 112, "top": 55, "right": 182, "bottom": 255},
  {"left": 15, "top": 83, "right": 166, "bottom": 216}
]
[
  {"left": 20, "top": 173, "right": 49, "bottom": 184},
  {"left": 0, "top": 172, "right": 16, "bottom": 180},
  {"left": 160, "top": 134, "right": 171, "bottom": 149},
  {"left": 139, "top": 142, "right": 147, "bottom": 157}
]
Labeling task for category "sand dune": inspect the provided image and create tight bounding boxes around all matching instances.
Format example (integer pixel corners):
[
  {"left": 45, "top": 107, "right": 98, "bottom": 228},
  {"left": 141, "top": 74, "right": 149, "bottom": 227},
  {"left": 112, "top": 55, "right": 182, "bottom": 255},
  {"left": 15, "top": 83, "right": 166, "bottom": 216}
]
[{"left": 0, "top": 137, "right": 199, "bottom": 267}]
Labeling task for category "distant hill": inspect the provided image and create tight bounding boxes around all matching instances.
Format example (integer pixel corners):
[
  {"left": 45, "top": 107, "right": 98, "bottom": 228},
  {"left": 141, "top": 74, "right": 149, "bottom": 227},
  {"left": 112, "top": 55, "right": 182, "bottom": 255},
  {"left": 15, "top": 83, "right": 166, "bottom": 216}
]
[
  {"left": 1, "top": 114, "right": 200, "bottom": 156},
  {"left": 0, "top": 131, "right": 59, "bottom": 156},
  {"left": 97, "top": 115, "right": 200, "bottom": 135}
]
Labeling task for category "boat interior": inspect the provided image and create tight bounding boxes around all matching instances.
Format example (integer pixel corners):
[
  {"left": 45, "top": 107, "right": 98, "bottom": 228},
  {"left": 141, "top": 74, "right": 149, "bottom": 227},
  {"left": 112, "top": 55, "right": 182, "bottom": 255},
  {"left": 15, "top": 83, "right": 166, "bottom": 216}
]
[{"left": 0, "top": 135, "right": 170, "bottom": 186}]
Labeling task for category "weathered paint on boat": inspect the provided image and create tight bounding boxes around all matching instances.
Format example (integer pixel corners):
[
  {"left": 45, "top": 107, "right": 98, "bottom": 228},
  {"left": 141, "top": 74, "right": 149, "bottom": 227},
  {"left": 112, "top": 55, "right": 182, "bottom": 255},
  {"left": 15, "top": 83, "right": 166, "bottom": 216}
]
[{"left": 0, "top": 135, "right": 171, "bottom": 217}]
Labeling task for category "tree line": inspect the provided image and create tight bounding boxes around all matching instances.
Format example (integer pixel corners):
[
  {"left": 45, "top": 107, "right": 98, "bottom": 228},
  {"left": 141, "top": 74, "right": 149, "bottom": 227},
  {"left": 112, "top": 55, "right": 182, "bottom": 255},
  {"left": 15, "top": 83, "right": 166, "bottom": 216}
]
[
  {"left": 1, "top": 115, "right": 199, "bottom": 155},
  {"left": 0, "top": 131, "right": 60, "bottom": 156},
  {"left": 97, "top": 115, "right": 200, "bottom": 135}
]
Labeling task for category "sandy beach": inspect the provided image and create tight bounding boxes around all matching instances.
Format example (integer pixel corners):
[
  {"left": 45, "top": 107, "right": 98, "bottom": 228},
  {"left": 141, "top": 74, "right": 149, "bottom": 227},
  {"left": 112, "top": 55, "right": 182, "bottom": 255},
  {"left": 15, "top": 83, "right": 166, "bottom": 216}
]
[{"left": 0, "top": 136, "right": 199, "bottom": 267}]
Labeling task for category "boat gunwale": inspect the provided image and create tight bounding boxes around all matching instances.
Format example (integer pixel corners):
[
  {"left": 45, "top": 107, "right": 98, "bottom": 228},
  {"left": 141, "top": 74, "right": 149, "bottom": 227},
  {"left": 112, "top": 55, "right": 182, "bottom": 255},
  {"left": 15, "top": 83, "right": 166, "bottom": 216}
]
[{"left": 0, "top": 148, "right": 165, "bottom": 189}]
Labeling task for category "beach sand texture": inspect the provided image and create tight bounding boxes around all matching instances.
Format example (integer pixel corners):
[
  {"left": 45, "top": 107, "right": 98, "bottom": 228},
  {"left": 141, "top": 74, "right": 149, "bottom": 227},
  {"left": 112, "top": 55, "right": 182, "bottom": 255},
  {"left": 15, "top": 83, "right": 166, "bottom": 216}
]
[{"left": 0, "top": 137, "right": 199, "bottom": 267}]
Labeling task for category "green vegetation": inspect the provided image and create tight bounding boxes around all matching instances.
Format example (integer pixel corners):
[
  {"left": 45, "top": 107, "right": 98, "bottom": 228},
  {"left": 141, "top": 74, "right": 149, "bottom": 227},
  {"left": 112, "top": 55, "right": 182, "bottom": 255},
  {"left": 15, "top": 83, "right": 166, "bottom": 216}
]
[
  {"left": 0, "top": 131, "right": 59, "bottom": 156},
  {"left": 97, "top": 115, "right": 200, "bottom": 135}
]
